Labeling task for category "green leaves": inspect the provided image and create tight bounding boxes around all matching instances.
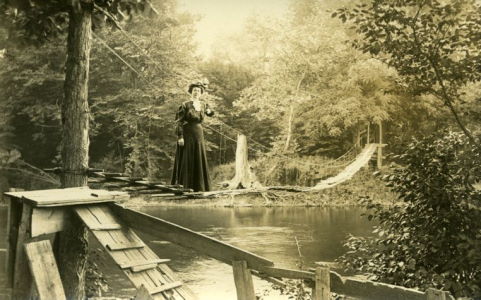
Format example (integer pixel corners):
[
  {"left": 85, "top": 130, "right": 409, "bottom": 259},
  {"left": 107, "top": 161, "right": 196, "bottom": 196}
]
[
  {"left": 335, "top": 0, "right": 481, "bottom": 145},
  {"left": 339, "top": 131, "right": 481, "bottom": 298}
]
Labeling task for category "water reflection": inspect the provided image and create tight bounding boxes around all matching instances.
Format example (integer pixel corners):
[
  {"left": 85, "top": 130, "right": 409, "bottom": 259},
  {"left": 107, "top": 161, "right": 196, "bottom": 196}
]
[{"left": 139, "top": 206, "right": 374, "bottom": 299}]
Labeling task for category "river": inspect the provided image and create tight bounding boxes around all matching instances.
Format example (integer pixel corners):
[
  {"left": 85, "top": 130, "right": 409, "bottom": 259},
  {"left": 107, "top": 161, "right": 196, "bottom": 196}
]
[
  {"left": 0, "top": 206, "right": 374, "bottom": 299},
  {"left": 134, "top": 206, "right": 374, "bottom": 299}
]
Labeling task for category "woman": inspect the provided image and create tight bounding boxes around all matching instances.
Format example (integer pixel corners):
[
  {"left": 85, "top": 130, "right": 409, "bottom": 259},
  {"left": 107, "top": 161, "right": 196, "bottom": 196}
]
[{"left": 171, "top": 81, "right": 214, "bottom": 191}]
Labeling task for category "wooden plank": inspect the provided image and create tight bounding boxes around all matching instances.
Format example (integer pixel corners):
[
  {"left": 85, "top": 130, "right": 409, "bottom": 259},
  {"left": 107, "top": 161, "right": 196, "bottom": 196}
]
[
  {"left": 258, "top": 266, "right": 314, "bottom": 280},
  {"left": 31, "top": 208, "right": 67, "bottom": 237},
  {"left": 107, "top": 241, "right": 145, "bottom": 251},
  {"left": 313, "top": 267, "right": 330, "bottom": 300},
  {"left": 75, "top": 206, "right": 103, "bottom": 228},
  {"left": 88, "top": 205, "right": 119, "bottom": 225},
  {"left": 4, "top": 187, "right": 128, "bottom": 207},
  {"left": 12, "top": 203, "right": 33, "bottom": 300},
  {"left": 5, "top": 196, "right": 22, "bottom": 288},
  {"left": 150, "top": 281, "right": 183, "bottom": 295},
  {"left": 134, "top": 181, "right": 166, "bottom": 187},
  {"left": 250, "top": 269, "right": 285, "bottom": 287},
  {"left": 111, "top": 204, "right": 274, "bottom": 269},
  {"left": 153, "top": 185, "right": 190, "bottom": 194},
  {"left": 135, "top": 285, "right": 154, "bottom": 300},
  {"left": 131, "top": 263, "right": 158, "bottom": 272},
  {"left": 101, "top": 172, "right": 125, "bottom": 178},
  {"left": 90, "top": 223, "right": 123, "bottom": 230},
  {"left": 157, "top": 264, "right": 198, "bottom": 300},
  {"left": 426, "top": 288, "right": 449, "bottom": 300},
  {"left": 232, "top": 261, "right": 255, "bottom": 300},
  {"left": 119, "top": 259, "right": 170, "bottom": 269},
  {"left": 329, "top": 271, "right": 428, "bottom": 300},
  {"left": 126, "top": 268, "right": 183, "bottom": 300},
  {"left": 24, "top": 240, "right": 66, "bottom": 300}
]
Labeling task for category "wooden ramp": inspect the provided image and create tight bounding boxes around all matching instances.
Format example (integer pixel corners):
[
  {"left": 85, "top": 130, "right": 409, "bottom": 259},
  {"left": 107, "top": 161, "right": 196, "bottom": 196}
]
[
  {"left": 74, "top": 205, "right": 196, "bottom": 300},
  {"left": 309, "top": 143, "right": 378, "bottom": 191}
]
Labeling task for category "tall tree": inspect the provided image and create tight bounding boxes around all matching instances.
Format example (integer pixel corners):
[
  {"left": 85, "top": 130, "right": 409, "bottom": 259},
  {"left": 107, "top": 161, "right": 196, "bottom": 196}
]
[
  {"left": 0, "top": 0, "right": 148, "bottom": 298},
  {"left": 335, "top": 0, "right": 481, "bottom": 147}
]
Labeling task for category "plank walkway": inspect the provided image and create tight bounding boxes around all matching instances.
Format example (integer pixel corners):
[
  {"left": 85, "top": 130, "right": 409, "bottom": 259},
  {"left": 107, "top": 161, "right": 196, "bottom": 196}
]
[
  {"left": 42, "top": 144, "right": 380, "bottom": 200},
  {"left": 309, "top": 143, "right": 378, "bottom": 191},
  {"left": 74, "top": 205, "right": 196, "bottom": 300}
]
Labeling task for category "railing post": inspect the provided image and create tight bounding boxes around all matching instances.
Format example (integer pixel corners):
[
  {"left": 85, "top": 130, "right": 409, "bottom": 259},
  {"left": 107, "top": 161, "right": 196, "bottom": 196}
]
[
  {"left": 313, "top": 266, "right": 330, "bottom": 300},
  {"left": 426, "top": 288, "right": 448, "bottom": 300},
  {"left": 232, "top": 260, "right": 256, "bottom": 300}
]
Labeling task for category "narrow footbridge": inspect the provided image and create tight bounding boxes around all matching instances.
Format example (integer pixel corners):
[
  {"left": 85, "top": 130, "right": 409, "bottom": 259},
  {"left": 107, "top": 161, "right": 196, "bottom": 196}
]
[
  {"left": 3, "top": 187, "right": 453, "bottom": 300},
  {"left": 71, "top": 142, "right": 383, "bottom": 199}
]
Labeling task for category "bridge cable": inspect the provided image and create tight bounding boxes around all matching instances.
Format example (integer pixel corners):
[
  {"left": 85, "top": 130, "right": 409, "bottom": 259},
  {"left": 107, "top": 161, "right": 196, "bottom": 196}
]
[{"left": 91, "top": 13, "right": 359, "bottom": 169}]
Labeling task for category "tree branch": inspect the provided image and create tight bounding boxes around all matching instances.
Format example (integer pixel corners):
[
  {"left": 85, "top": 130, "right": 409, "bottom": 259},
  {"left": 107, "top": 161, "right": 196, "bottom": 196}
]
[{"left": 409, "top": 2, "right": 479, "bottom": 148}]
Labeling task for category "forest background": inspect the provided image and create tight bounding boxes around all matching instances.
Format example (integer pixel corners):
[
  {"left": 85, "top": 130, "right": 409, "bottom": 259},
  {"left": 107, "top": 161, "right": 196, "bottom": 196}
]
[
  {"left": 0, "top": 0, "right": 480, "bottom": 190},
  {"left": 1, "top": 0, "right": 481, "bottom": 298}
]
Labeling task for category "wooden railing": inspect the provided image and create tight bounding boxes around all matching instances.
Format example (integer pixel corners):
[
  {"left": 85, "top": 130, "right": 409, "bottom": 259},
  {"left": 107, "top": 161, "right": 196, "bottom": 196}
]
[{"left": 112, "top": 204, "right": 454, "bottom": 300}]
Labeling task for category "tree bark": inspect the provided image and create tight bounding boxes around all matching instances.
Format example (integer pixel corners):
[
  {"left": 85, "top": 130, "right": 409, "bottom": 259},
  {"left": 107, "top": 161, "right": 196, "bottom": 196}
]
[
  {"left": 61, "top": 5, "right": 91, "bottom": 188},
  {"left": 228, "top": 134, "right": 261, "bottom": 189},
  {"left": 57, "top": 4, "right": 92, "bottom": 300}
]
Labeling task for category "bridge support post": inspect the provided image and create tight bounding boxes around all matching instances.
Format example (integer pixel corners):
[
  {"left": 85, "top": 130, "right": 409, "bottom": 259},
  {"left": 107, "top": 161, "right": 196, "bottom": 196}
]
[
  {"left": 367, "top": 122, "right": 370, "bottom": 144},
  {"left": 313, "top": 266, "right": 330, "bottom": 300},
  {"left": 377, "top": 121, "right": 383, "bottom": 169},
  {"left": 232, "top": 260, "right": 256, "bottom": 300},
  {"left": 12, "top": 203, "right": 34, "bottom": 300}
]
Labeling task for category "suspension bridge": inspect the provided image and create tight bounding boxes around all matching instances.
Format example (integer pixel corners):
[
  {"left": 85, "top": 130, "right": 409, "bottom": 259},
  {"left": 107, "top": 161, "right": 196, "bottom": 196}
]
[{"left": 0, "top": 8, "right": 451, "bottom": 300}]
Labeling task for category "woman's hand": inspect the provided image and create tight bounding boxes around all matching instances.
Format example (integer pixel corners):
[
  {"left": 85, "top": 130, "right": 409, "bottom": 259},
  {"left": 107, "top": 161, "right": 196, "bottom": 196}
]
[
  {"left": 205, "top": 104, "right": 214, "bottom": 117},
  {"left": 178, "top": 138, "right": 184, "bottom": 146}
]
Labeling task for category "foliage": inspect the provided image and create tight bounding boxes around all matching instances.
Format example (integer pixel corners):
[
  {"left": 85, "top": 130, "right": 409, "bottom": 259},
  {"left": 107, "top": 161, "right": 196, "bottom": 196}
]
[
  {"left": 233, "top": 4, "right": 404, "bottom": 157},
  {"left": 339, "top": 131, "right": 481, "bottom": 297},
  {"left": 88, "top": 6, "right": 201, "bottom": 178},
  {"left": 0, "top": 0, "right": 154, "bottom": 45},
  {"left": 269, "top": 280, "right": 311, "bottom": 300},
  {"left": 335, "top": 0, "right": 481, "bottom": 146},
  {"left": 0, "top": 0, "right": 203, "bottom": 180}
]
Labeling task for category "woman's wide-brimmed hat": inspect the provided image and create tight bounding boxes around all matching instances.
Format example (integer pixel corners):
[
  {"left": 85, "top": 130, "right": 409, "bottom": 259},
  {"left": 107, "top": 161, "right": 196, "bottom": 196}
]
[{"left": 188, "top": 81, "right": 206, "bottom": 94}]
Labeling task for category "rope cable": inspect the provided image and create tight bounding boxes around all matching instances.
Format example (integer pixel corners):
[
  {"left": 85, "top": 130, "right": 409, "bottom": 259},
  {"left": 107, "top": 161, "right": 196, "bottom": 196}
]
[{"left": 91, "top": 13, "right": 361, "bottom": 170}]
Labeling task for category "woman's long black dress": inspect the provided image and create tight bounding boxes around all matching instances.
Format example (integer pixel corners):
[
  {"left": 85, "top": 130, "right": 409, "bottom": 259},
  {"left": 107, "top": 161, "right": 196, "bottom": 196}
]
[{"left": 171, "top": 100, "right": 213, "bottom": 191}]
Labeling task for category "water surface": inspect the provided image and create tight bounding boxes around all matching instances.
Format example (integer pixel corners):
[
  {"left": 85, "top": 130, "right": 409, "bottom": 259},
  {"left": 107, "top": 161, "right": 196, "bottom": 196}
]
[
  {"left": 138, "top": 206, "right": 374, "bottom": 299},
  {"left": 0, "top": 206, "right": 374, "bottom": 299}
]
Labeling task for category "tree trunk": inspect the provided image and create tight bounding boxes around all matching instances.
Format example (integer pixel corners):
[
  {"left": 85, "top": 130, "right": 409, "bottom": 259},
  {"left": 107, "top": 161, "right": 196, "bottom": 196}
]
[
  {"left": 57, "top": 4, "right": 92, "bottom": 300},
  {"left": 283, "top": 74, "right": 306, "bottom": 152},
  {"left": 284, "top": 103, "right": 294, "bottom": 152},
  {"left": 228, "top": 134, "right": 261, "bottom": 189}
]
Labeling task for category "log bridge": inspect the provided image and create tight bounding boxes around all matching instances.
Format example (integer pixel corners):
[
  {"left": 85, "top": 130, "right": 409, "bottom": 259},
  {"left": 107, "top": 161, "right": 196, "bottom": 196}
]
[{"left": 3, "top": 187, "right": 453, "bottom": 300}]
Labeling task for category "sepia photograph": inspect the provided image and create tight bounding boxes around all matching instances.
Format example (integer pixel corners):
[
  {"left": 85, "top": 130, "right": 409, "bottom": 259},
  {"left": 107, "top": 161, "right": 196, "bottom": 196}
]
[{"left": 0, "top": 0, "right": 480, "bottom": 299}]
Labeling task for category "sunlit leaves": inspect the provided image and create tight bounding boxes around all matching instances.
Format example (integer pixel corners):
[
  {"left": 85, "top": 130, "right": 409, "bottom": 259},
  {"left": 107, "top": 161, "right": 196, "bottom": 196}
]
[{"left": 335, "top": 0, "right": 481, "bottom": 143}]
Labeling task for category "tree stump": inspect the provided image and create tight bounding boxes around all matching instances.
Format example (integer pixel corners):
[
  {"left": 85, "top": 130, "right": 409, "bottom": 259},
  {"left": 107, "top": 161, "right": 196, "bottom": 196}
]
[{"left": 227, "top": 135, "right": 261, "bottom": 189}]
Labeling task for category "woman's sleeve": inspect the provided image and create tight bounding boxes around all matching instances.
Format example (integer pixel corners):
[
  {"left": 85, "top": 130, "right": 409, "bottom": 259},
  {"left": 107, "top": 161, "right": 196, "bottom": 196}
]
[
  {"left": 175, "top": 104, "right": 186, "bottom": 138},
  {"left": 205, "top": 103, "right": 215, "bottom": 117}
]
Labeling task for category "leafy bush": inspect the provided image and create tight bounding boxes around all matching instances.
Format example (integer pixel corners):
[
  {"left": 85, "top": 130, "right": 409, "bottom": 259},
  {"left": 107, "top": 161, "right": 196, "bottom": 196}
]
[{"left": 339, "top": 131, "right": 481, "bottom": 298}]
